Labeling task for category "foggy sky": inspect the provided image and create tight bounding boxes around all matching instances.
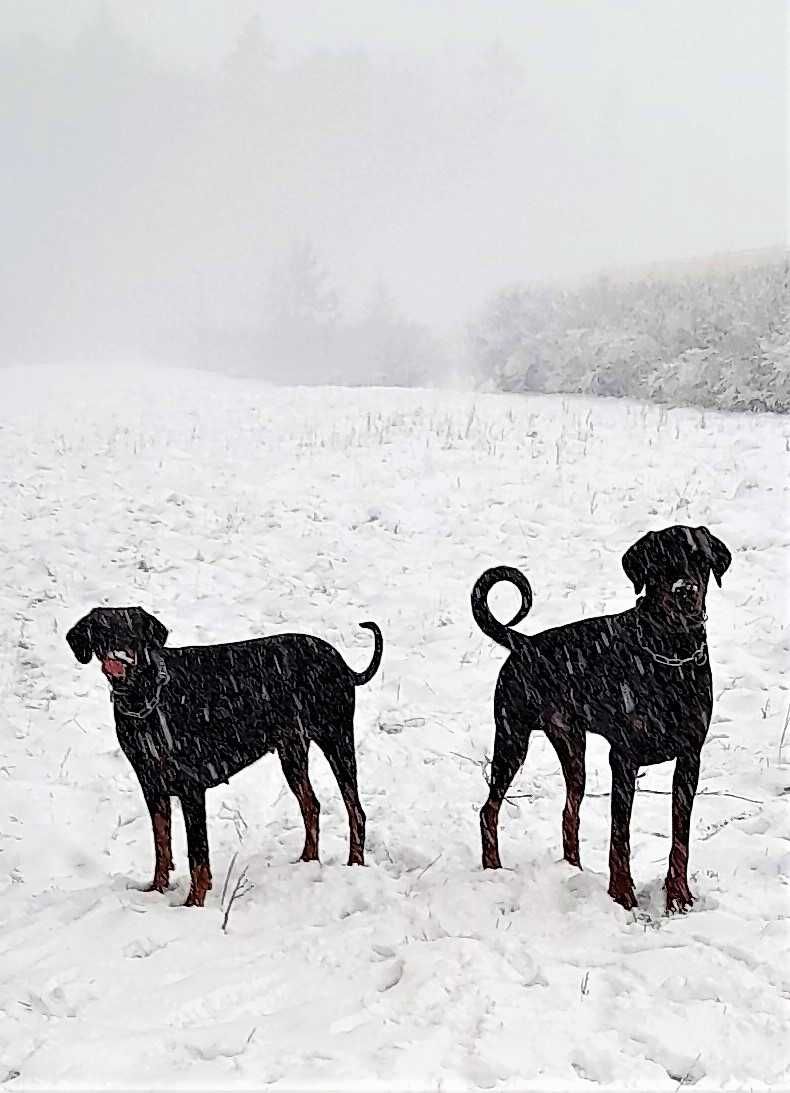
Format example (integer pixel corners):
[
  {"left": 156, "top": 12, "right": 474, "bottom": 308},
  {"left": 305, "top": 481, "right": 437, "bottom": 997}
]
[{"left": 1, "top": 0, "right": 785, "bottom": 369}]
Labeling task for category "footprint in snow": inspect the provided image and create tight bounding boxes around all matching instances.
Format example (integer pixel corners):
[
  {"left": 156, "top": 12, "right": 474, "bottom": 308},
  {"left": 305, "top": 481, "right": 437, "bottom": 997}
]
[{"left": 377, "top": 958, "right": 404, "bottom": 992}]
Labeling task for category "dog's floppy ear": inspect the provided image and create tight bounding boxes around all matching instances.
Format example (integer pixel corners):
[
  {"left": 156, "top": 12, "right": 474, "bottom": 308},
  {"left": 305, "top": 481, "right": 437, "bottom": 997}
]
[
  {"left": 126, "top": 607, "right": 169, "bottom": 648},
  {"left": 696, "top": 526, "right": 731, "bottom": 587},
  {"left": 66, "top": 611, "right": 95, "bottom": 664},
  {"left": 622, "top": 531, "right": 656, "bottom": 595}
]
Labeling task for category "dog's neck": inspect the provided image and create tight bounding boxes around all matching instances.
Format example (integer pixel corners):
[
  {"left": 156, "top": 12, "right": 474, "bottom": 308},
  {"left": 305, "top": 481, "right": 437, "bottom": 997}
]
[
  {"left": 634, "top": 595, "right": 707, "bottom": 657},
  {"left": 110, "top": 650, "right": 169, "bottom": 719}
]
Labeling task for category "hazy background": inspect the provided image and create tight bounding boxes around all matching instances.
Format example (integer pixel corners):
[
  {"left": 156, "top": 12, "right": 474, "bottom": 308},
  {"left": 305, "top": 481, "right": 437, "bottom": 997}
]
[{"left": 1, "top": 0, "right": 786, "bottom": 382}]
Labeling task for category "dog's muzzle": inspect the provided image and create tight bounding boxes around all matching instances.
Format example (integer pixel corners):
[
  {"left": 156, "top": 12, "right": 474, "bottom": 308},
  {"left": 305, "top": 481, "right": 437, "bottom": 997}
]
[
  {"left": 100, "top": 649, "right": 136, "bottom": 681},
  {"left": 671, "top": 578, "right": 704, "bottom": 619}
]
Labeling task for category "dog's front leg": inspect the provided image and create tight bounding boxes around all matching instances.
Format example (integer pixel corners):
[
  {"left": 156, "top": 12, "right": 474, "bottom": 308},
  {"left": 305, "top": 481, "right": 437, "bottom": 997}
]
[
  {"left": 180, "top": 789, "right": 213, "bottom": 908},
  {"left": 665, "top": 752, "right": 700, "bottom": 913},
  {"left": 143, "top": 791, "right": 173, "bottom": 893},
  {"left": 607, "top": 750, "right": 638, "bottom": 909}
]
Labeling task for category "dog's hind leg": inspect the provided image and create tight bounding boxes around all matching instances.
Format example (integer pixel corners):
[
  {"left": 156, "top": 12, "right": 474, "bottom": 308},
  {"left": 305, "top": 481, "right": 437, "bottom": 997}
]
[
  {"left": 278, "top": 739, "right": 321, "bottom": 863},
  {"left": 316, "top": 718, "right": 366, "bottom": 866},
  {"left": 480, "top": 696, "right": 530, "bottom": 870},
  {"left": 545, "top": 723, "right": 586, "bottom": 868}
]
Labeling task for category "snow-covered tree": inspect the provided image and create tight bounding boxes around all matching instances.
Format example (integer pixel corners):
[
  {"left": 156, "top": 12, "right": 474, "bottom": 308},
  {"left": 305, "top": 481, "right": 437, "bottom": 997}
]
[{"left": 262, "top": 241, "right": 341, "bottom": 381}]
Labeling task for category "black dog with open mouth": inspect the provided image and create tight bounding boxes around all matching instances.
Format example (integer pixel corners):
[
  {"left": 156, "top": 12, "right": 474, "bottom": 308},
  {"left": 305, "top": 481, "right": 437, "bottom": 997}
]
[
  {"left": 472, "top": 524, "right": 731, "bottom": 913},
  {"left": 66, "top": 607, "right": 383, "bottom": 906}
]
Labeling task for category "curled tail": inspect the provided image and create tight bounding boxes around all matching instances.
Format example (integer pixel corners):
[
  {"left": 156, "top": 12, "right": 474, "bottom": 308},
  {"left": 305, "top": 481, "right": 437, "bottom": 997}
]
[
  {"left": 471, "top": 566, "right": 533, "bottom": 651},
  {"left": 348, "top": 621, "right": 383, "bottom": 686}
]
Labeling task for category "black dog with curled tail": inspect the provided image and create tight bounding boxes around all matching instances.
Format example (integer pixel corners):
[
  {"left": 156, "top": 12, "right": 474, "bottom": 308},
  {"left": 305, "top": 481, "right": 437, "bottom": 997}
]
[
  {"left": 471, "top": 524, "right": 731, "bottom": 913},
  {"left": 66, "top": 608, "right": 383, "bottom": 906}
]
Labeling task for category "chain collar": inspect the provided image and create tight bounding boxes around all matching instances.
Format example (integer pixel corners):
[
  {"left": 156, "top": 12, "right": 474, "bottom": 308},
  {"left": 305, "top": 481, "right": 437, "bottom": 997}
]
[
  {"left": 634, "top": 612, "right": 707, "bottom": 668},
  {"left": 111, "top": 650, "right": 170, "bottom": 719}
]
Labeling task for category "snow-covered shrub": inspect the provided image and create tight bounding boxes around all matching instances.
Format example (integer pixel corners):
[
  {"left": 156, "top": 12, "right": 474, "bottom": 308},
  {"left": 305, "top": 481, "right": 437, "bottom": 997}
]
[{"left": 472, "top": 258, "right": 789, "bottom": 412}]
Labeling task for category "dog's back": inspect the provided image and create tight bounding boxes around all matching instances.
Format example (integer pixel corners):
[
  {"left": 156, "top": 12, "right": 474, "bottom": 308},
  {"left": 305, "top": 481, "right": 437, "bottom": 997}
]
[{"left": 164, "top": 632, "right": 350, "bottom": 693}]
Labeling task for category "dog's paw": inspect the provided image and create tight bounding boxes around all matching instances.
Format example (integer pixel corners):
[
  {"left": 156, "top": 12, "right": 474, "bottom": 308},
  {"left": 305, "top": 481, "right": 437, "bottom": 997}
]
[
  {"left": 126, "top": 875, "right": 169, "bottom": 894},
  {"left": 184, "top": 865, "right": 212, "bottom": 907},
  {"left": 665, "top": 878, "right": 695, "bottom": 914},
  {"left": 608, "top": 878, "right": 638, "bottom": 910}
]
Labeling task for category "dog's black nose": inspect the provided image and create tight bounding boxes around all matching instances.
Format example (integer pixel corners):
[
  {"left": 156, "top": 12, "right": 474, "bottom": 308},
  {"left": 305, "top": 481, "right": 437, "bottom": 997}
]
[
  {"left": 672, "top": 578, "right": 703, "bottom": 617},
  {"left": 672, "top": 578, "right": 697, "bottom": 596}
]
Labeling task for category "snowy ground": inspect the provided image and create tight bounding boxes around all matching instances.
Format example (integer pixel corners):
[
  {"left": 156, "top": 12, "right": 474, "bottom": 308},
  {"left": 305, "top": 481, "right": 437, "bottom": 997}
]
[{"left": 0, "top": 364, "right": 787, "bottom": 1090}]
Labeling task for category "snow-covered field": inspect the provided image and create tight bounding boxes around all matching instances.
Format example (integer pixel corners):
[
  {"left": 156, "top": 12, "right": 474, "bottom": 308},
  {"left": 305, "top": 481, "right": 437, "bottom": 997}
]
[{"left": 0, "top": 364, "right": 787, "bottom": 1090}]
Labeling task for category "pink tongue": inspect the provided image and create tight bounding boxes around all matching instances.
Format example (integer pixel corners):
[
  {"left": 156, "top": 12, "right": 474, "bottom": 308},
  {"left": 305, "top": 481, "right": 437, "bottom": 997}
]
[{"left": 102, "top": 657, "right": 127, "bottom": 679}]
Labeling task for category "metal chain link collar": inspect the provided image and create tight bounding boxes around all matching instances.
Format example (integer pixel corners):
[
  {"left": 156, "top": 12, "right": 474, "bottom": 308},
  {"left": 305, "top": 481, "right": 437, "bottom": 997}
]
[
  {"left": 634, "top": 613, "right": 707, "bottom": 668},
  {"left": 111, "top": 650, "right": 171, "bottom": 719}
]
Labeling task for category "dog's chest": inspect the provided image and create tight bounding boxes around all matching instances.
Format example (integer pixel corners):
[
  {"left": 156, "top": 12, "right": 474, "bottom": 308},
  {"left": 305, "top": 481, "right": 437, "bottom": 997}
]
[
  {"left": 116, "top": 698, "right": 275, "bottom": 789},
  {"left": 585, "top": 662, "right": 712, "bottom": 757},
  {"left": 116, "top": 711, "right": 184, "bottom": 785}
]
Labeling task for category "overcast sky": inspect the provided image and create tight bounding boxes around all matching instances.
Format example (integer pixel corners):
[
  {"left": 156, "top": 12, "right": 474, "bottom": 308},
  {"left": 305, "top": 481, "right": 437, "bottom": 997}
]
[{"left": 0, "top": 0, "right": 786, "bottom": 365}]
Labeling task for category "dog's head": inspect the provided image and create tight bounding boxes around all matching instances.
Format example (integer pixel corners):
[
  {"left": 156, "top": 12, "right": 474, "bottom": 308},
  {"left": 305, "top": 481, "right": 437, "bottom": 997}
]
[
  {"left": 66, "top": 607, "right": 169, "bottom": 686},
  {"left": 622, "top": 525, "right": 731, "bottom": 627}
]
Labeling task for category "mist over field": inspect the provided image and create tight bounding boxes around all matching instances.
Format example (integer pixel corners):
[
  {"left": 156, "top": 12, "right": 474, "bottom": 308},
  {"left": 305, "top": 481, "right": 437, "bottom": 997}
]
[{"left": 0, "top": 1, "right": 785, "bottom": 389}]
